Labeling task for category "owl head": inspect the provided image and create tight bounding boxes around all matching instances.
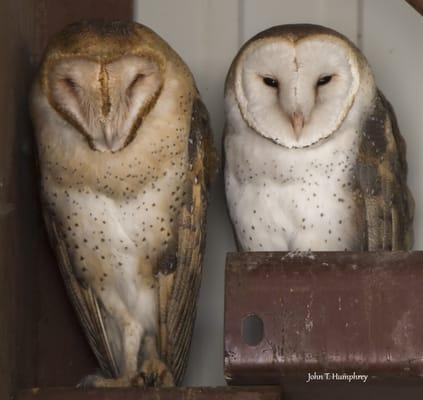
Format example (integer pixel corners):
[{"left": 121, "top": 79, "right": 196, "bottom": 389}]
[
  {"left": 226, "top": 24, "right": 376, "bottom": 148},
  {"left": 34, "top": 20, "right": 192, "bottom": 153}
]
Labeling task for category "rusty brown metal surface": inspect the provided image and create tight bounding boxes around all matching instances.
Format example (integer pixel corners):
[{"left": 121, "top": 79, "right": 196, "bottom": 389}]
[
  {"left": 225, "top": 251, "right": 423, "bottom": 386},
  {"left": 16, "top": 387, "right": 282, "bottom": 400}
]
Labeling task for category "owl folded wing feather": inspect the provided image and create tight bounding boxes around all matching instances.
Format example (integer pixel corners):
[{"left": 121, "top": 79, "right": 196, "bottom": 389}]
[
  {"left": 160, "top": 97, "right": 215, "bottom": 384},
  {"left": 43, "top": 215, "right": 120, "bottom": 379},
  {"left": 356, "top": 91, "right": 414, "bottom": 251}
]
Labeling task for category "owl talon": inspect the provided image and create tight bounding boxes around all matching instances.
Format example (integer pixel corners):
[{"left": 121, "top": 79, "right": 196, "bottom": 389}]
[{"left": 138, "top": 360, "right": 175, "bottom": 387}]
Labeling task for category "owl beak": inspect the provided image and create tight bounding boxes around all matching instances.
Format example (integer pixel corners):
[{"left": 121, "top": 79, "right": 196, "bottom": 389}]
[
  {"left": 102, "top": 126, "right": 117, "bottom": 150},
  {"left": 290, "top": 111, "right": 305, "bottom": 137},
  {"left": 104, "top": 131, "right": 114, "bottom": 149}
]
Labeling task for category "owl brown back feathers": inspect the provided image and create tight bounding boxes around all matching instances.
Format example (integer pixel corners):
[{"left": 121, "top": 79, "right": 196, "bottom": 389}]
[{"left": 355, "top": 91, "right": 414, "bottom": 250}]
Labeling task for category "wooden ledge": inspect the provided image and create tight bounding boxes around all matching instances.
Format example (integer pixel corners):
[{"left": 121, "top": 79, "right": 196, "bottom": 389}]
[{"left": 17, "top": 387, "right": 281, "bottom": 400}]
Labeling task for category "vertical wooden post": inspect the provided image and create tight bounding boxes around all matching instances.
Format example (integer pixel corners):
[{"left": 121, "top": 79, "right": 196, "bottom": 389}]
[{"left": 0, "top": 1, "right": 132, "bottom": 398}]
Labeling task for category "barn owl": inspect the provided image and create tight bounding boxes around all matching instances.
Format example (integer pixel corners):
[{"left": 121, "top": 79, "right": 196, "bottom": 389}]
[
  {"left": 31, "top": 20, "right": 215, "bottom": 387},
  {"left": 224, "top": 24, "right": 414, "bottom": 252}
]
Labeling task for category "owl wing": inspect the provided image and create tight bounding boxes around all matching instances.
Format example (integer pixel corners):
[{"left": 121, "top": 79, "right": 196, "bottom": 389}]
[
  {"left": 42, "top": 215, "right": 120, "bottom": 378},
  {"left": 159, "top": 97, "right": 215, "bottom": 384},
  {"left": 355, "top": 90, "right": 414, "bottom": 250}
]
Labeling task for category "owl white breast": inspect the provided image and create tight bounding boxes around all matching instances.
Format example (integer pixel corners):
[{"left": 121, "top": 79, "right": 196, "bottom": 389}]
[
  {"left": 225, "top": 122, "right": 361, "bottom": 251},
  {"left": 224, "top": 24, "right": 413, "bottom": 252}
]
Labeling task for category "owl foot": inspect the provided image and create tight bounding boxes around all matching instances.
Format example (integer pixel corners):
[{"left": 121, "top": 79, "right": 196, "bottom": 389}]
[
  {"left": 78, "top": 374, "right": 134, "bottom": 388},
  {"left": 136, "top": 359, "right": 175, "bottom": 387}
]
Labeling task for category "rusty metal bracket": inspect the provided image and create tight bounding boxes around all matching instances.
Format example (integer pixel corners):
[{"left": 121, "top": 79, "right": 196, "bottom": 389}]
[{"left": 225, "top": 251, "right": 423, "bottom": 386}]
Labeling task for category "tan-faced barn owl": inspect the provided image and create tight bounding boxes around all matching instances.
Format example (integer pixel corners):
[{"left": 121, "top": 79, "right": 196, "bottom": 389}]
[
  {"left": 224, "top": 24, "right": 414, "bottom": 252},
  {"left": 30, "top": 20, "right": 215, "bottom": 387}
]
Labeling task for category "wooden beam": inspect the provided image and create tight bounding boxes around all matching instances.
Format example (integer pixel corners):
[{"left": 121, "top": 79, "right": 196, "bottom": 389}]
[{"left": 17, "top": 387, "right": 282, "bottom": 400}]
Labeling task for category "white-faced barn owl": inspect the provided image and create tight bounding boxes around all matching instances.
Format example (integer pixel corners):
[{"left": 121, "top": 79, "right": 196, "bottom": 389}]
[
  {"left": 224, "top": 24, "right": 414, "bottom": 252},
  {"left": 31, "top": 20, "right": 215, "bottom": 387}
]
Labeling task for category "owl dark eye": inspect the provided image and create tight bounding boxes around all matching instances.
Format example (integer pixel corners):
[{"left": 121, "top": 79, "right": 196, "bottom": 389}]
[
  {"left": 129, "top": 74, "right": 145, "bottom": 88},
  {"left": 62, "top": 78, "right": 77, "bottom": 89},
  {"left": 263, "top": 76, "right": 279, "bottom": 89},
  {"left": 127, "top": 74, "right": 146, "bottom": 95},
  {"left": 62, "top": 78, "right": 79, "bottom": 95},
  {"left": 317, "top": 75, "right": 333, "bottom": 86}
]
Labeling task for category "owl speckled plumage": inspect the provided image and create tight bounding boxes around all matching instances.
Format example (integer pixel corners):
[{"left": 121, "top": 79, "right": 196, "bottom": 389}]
[
  {"left": 224, "top": 24, "right": 414, "bottom": 252},
  {"left": 31, "top": 20, "right": 215, "bottom": 387}
]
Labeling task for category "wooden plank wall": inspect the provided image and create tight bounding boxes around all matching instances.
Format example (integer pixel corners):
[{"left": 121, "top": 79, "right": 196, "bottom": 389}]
[
  {"left": 0, "top": 2, "right": 37, "bottom": 398},
  {"left": 0, "top": 1, "right": 132, "bottom": 398},
  {"left": 134, "top": 0, "right": 423, "bottom": 387}
]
